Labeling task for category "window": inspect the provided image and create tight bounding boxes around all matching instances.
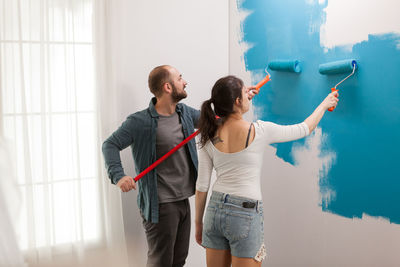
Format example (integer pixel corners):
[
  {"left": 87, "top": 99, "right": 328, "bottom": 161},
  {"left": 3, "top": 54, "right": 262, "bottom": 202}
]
[{"left": 0, "top": 0, "right": 101, "bottom": 250}]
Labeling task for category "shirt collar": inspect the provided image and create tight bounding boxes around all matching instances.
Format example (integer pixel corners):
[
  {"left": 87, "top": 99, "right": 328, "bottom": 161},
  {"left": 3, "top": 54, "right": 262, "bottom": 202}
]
[{"left": 148, "top": 97, "right": 182, "bottom": 118}]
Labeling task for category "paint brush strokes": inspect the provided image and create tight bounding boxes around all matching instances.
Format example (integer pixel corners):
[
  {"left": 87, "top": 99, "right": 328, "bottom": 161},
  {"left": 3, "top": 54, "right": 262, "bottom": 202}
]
[{"left": 237, "top": 0, "right": 400, "bottom": 224}]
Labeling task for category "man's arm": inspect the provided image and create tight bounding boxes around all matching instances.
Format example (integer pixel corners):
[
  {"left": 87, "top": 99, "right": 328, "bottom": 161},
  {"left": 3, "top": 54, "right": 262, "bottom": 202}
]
[
  {"left": 102, "top": 117, "right": 137, "bottom": 192},
  {"left": 186, "top": 105, "right": 200, "bottom": 129}
]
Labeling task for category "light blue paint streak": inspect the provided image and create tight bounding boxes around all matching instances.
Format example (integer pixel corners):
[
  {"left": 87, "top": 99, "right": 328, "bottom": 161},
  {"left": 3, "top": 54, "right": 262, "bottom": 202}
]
[{"left": 238, "top": 0, "right": 400, "bottom": 224}]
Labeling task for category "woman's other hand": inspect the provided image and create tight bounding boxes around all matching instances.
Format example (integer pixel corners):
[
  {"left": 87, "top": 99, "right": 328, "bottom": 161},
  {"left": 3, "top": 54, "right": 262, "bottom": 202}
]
[
  {"left": 322, "top": 90, "right": 339, "bottom": 110},
  {"left": 246, "top": 86, "right": 258, "bottom": 100},
  {"left": 195, "top": 221, "right": 203, "bottom": 246}
]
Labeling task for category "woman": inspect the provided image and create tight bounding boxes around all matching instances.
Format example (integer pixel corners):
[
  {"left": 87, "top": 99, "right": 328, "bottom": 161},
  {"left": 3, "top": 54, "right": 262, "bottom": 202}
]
[{"left": 195, "top": 75, "right": 338, "bottom": 267}]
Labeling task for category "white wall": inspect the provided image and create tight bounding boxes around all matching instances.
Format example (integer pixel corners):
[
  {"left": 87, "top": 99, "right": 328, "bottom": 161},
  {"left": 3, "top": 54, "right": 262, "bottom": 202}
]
[
  {"left": 105, "top": 1, "right": 228, "bottom": 266},
  {"left": 320, "top": 0, "right": 400, "bottom": 49}
]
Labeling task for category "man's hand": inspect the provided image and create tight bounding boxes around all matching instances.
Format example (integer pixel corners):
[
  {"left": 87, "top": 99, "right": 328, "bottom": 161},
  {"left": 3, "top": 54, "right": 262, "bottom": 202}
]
[
  {"left": 246, "top": 86, "right": 259, "bottom": 100},
  {"left": 117, "top": 176, "right": 137, "bottom": 192}
]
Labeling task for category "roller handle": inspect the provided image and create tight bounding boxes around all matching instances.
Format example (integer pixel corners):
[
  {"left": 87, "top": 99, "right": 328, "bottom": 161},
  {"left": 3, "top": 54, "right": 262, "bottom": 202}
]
[
  {"left": 255, "top": 74, "right": 271, "bottom": 90},
  {"left": 328, "top": 88, "right": 338, "bottom": 112}
]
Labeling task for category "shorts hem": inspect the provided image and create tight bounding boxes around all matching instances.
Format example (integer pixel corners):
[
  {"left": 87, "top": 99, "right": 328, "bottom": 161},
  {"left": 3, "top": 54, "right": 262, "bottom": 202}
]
[{"left": 201, "top": 241, "right": 230, "bottom": 251}]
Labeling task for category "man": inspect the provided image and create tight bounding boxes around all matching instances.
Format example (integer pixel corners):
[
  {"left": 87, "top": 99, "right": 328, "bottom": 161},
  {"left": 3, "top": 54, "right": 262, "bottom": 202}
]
[
  {"left": 102, "top": 65, "right": 200, "bottom": 267},
  {"left": 102, "top": 65, "right": 258, "bottom": 267}
]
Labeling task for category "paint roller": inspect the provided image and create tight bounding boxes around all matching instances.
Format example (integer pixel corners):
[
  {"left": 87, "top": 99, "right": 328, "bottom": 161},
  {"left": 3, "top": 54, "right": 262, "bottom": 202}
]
[
  {"left": 252, "top": 60, "right": 300, "bottom": 93},
  {"left": 254, "top": 59, "right": 300, "bottom": 91},
  {"left": 319, "top": 59, "right": 357, "bottom": 111},
  {"left": 133, "top": 73, "right": 272, "bottom": 182},
  {"left": 268, "top": 60, "right": 302, "bottom": 73},
  {"left": 254, "top": 60, "right": 300, "bottom": 91}
]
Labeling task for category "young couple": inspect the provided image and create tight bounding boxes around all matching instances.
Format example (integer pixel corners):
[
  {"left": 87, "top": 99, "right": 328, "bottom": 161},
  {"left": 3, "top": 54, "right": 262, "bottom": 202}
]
[{"left": 103, "top": 65, "right": 338, "bottom": 267}]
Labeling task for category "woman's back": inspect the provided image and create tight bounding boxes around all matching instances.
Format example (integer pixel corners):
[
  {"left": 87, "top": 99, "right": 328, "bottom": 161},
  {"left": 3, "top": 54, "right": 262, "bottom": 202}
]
[
  {"left": 212, "top": 119, "right": 255, "bottom": 153},
  {"left": 204, "top": 120, "right": 265, "bottom": 200},
  {"left": 197, "top": 120, "right": 310, "bottom": 200}
]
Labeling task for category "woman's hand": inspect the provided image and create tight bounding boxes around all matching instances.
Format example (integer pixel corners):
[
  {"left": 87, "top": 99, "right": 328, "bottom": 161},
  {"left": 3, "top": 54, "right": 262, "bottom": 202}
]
[
  {"left": 321, "top": 90, "right": 339, "bottom": 110},
  {"left": 195, "top": 190, "right": 208, "bottom": 247},
  {"left": 246, "top": 86, "right": 259, "bottom": 100},
  {"left": 304, "top": 90, "right": 340, "bottom": 133},
  {"left": 195, "top": 221, "right": 203, "bottom": 246}
]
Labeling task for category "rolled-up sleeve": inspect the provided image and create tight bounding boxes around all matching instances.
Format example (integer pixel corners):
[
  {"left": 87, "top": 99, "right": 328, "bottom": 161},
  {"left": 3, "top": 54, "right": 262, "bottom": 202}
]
[
  {"left": 196, "top": 145, "right": 213, "bottom": 192},
  {"left": 102, "top": 118, "right": 135, "bottom": 184}
]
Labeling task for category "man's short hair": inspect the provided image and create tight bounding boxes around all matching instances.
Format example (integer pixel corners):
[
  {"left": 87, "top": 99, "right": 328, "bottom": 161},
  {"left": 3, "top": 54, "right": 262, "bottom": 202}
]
[{"left": 148, "top": 65, "right": 172, "bottom": 97}]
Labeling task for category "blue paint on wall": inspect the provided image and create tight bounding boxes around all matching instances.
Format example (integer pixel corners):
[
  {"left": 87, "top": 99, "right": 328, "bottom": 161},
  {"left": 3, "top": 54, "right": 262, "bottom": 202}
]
[{"left": 238, "top": 0, "right": 400, "bottom": 223}]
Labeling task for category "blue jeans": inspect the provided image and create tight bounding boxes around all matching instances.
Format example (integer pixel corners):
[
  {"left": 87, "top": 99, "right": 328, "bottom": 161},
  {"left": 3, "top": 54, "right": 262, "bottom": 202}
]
[{"left": 202, "top": 191, "right": 266, "bottom": 260}]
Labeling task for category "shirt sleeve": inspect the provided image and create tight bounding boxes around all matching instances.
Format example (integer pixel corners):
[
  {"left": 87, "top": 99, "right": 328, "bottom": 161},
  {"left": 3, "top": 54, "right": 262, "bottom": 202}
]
[
  {"left": 102, "top": 117, "right": 135, "bottom": 184},
  {"left": 185, "top": 104, "right": 200, "bottom": 128},
  {"left": 259, "top": 121, "right": 310, "bottom": 144},
  {"left": 196, "top": 144, "right": 213, "bottom": 192}
]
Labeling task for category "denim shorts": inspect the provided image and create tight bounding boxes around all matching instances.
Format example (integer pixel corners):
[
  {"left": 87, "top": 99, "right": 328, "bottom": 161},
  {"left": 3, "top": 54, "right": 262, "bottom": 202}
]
[{"left": 202, "top": 191, "right": 266, "bottom": 261}]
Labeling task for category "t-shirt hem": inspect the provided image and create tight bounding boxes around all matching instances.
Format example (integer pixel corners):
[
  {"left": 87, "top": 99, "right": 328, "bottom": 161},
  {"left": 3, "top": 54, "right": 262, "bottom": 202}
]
[{"left": 158, "top": 192, "right": 195, "bottom": 203}]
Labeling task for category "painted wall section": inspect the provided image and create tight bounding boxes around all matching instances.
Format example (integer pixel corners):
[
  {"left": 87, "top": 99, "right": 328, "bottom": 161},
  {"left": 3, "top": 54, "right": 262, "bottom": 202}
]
[{"left": 237, "top": 0, "right": 400, "bottom": 225}]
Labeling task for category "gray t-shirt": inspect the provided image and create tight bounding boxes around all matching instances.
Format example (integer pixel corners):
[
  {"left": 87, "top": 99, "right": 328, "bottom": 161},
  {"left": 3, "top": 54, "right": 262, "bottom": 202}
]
[{"left": 156, "top": 112, "right": 195, "bottom": 203}]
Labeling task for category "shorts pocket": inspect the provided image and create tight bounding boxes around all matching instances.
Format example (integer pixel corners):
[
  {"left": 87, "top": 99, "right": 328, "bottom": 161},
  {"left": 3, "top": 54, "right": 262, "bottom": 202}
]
[
  {"left": 203, "top": 206, "right": 216, "bottom": 234},
  {"left": 225, "top": 211, "right": 253, "bottom": 241}
]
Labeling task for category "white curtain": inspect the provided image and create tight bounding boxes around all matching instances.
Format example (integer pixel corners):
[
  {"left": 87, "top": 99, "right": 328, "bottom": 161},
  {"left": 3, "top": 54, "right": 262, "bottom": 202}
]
[
  {"left": 0, "top": 139, "right": 26, "bottom": 267},
  {"left": 0, "top": 0, "right": 129, "bottom": 266}
]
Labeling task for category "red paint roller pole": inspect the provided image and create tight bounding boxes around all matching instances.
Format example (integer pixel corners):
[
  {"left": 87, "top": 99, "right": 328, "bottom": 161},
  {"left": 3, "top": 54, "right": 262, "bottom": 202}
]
[
  {"left": 133, "top": 74, "right": 271, "bottom": 182},
  {"left": 255, "top": 73, "right": 271, "bottom": 90},
  {"left": 134, "top": 130, "right": 200, "bottom": 182}
]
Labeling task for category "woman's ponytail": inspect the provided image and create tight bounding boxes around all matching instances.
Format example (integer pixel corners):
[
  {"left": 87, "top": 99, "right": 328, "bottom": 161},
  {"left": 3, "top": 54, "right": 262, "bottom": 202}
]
[
  {"left": 198, "top": 75, "right": 244, "bottom": 147},
  {"left": 198, "top": 99, "right": 219, "bottom": 147}
]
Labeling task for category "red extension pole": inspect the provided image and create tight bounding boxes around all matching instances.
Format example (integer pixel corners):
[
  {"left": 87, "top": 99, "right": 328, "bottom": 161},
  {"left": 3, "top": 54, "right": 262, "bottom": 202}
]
[{"left": 134, "top": 130, "right": 200, "bottom": 181}]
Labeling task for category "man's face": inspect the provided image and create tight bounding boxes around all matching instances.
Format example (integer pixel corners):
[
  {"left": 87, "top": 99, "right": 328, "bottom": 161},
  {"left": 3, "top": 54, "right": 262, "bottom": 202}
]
[{"left": 169, "top": 67, "right": 188, "bottom": 102}]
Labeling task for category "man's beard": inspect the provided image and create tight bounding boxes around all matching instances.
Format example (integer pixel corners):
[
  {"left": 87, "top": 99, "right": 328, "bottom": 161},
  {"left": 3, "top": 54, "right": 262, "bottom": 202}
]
[{"left": 171, "top": 82, "right": 187, "bottom": 102}]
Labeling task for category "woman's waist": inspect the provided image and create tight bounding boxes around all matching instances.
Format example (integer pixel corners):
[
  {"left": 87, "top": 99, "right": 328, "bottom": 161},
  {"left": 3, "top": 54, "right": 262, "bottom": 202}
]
[
  {"left": 208, "top": 190, "right": 263, "bottom": 213},
  {"left": 211, "top": 181, "right": 262, "bottom": 201}
]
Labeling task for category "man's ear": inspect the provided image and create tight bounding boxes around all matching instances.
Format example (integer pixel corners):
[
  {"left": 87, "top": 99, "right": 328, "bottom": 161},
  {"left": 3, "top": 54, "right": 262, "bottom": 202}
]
[{"left": 163, "top": 83, "right": 172, "bottom": 94}]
